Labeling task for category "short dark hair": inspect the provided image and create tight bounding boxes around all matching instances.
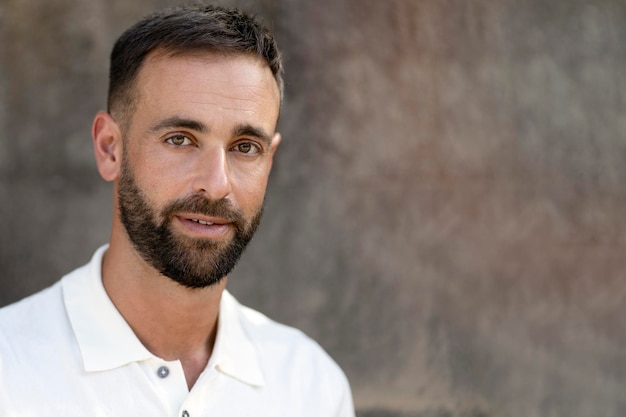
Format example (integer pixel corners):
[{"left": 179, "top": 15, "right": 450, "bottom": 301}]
[{"left": 107, "top": 4, "right": 283, "bottom": 122}]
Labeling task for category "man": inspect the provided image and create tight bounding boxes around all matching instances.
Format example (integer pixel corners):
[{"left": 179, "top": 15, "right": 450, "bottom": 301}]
[{"left": 0, "top": 5, "right": 354, "bottom": 416}]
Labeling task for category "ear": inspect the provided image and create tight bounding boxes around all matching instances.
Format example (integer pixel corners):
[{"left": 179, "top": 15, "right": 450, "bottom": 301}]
[
  {"left": 267, "top": 132, "right": 282, "bottom": 170},
  {"left": 92, "top": 111, "right": 123, "bottom": 181},
  {"left": 269, "top": 132, "right": 282, "bottom": 156}
]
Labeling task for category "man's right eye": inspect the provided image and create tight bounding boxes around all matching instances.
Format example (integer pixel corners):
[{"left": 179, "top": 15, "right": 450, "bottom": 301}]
[{"left": 165, "top": 135, "right": 193, "bottom": 146}]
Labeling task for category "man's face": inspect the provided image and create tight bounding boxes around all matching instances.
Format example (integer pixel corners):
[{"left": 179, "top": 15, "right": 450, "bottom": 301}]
[{"left": 115, "top": 51, "right": 281, "bottom": 288}]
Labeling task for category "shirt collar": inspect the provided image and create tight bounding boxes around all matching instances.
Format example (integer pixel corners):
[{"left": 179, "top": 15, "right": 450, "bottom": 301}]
[
  {"left": 62, "top": 245, "right": 265, "bottom": 387},
  {"left": 62, "top": 245, "right": 154, "bottom": 372},
  {"left": 209, "top": 290, "right": 265, "bottom": 387}
]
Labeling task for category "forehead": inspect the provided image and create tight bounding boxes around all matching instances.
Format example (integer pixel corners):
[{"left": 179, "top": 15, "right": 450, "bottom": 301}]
[{"left": 130, "top": 50, "right": 281, "bottom": 127}]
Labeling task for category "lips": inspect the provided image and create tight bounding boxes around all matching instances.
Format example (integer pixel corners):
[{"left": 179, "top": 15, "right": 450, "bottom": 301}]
[
  {"left": 174, "top": 214, "right": 232, "bottom": 239},
  {"left": 178, "top": 212, "right": 231, "bottom": 225}
]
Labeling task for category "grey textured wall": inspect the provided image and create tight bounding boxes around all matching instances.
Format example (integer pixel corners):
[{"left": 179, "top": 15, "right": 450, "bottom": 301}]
[{"left": 1, "top": 0, "right": 625, "bottom": 416}]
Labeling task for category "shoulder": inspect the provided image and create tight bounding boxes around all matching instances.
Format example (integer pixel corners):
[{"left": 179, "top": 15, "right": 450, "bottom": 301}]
[
  {"left": 0, "top": 254, "right": 93, "bottom": 335},
  {"left": 0, "top": 255, "right": 94, "bottom": 361},
  {"left": 0, "top": 281, "right": 65, "bottom": 336},
  {"left": 0, "top": 281, "right": 75, "bottom": 381},
  {"left": 226, "top": 291, "right": 336, "bottom": 365}
]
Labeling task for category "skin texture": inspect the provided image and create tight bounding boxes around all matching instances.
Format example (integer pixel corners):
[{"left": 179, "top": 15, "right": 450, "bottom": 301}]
[{"left": 91, "top": 50, "right": 281, "bottom": 389}]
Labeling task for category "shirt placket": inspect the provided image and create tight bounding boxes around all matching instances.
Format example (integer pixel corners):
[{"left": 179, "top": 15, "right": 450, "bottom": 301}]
[
  {"left": 140, "top": 358, "right": 189, "bottom": 416},
  {"left": 176, "top": 365, "right": 222, "bottom": 417}
]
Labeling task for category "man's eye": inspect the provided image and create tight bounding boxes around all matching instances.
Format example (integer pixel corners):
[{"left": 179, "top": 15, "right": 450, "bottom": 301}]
[
  {"left": 166, "top": 135, "right": 192, "bottom": 146},
  {"left": 234, "top": 142, "right": 260, "bottom": 154}
]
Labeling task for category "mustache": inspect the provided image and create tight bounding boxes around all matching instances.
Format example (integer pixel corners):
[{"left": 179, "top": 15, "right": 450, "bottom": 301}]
[{"left": 161, "top": 195, "right": 244, "bottom": 224}]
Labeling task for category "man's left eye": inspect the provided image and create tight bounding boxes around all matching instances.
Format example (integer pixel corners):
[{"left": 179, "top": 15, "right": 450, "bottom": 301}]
[
  {"left": 166, "top": 135, "right": 192, "bottom": 146},
  {"left": 234, "top": 142, "right": 260, "bottom": 154}
]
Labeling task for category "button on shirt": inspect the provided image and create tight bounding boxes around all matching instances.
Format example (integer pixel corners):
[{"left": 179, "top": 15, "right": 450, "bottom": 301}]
[{"left": 0, "top": 246, "right": 355, "bottom": 416}]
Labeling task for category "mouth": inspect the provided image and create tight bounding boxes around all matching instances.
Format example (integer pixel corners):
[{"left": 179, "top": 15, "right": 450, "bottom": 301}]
[
  {"left": 190, "top": 218, "right": 215, "bottom": 226},
  {"left": 174, "top": 214, "right": 233, "bottom": 239},
  {"left": 180, "top": 212, "right": 230, "bottom": 225}
]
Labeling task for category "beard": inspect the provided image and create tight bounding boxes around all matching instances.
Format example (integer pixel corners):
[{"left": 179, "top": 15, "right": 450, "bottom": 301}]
[{"left": 117, "top": 155, "right": 263, "bottom": 289}]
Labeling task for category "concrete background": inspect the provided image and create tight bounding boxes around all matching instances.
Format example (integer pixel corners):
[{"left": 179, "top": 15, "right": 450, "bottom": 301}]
[{"left": 1, "top": 0, "right": 625, "bottom": 416}]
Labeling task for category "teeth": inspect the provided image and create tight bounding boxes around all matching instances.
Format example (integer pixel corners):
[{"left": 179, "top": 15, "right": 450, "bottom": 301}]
[{"left": 191, "top": 219, "right": 214, "bottom": 226}]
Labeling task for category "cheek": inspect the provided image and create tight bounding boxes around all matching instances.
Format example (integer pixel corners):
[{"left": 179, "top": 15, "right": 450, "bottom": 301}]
[
  {"left": 230, "top": 163, "right": 271, "bottom": 208},
  {"left": 129, "top": 152, "right": 184, "bottom": 206}
]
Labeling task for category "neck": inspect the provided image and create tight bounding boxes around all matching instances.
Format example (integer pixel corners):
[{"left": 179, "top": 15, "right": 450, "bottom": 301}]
[{"left": 101, "top": 227, "right": 225, "bottom": 389}]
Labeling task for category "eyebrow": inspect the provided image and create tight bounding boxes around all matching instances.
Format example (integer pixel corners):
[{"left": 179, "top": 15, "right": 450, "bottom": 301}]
[
  {"left": 233, "top": 124, "right": 273, "bottom": 146},
  {"left": 147, "top": 116, "right": 208, "bottom": 134}
]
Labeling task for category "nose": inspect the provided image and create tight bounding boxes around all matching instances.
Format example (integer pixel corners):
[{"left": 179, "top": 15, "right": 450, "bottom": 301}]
[{"left": 191, "top": 147, "right": 232, "bottom": 200}]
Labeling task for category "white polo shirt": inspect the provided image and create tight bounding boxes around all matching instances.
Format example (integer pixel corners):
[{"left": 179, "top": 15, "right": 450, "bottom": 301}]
[{"left": 0, "top": 246, "right": 354, "bottom": 417}]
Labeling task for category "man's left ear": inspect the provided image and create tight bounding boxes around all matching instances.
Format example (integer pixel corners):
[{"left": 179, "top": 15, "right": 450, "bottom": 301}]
[
  {"left": 92, "top": 111, "right": 123, "bottom": 182},
  {"left": 267, "top": 132, "right": 281, "bottom": 170},
  {"left": 270, "top": 132, "right": 282, "bottom": 156}
]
